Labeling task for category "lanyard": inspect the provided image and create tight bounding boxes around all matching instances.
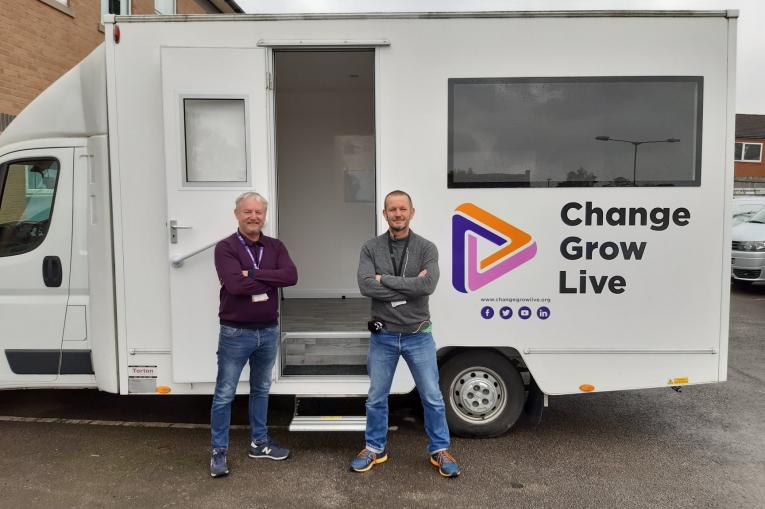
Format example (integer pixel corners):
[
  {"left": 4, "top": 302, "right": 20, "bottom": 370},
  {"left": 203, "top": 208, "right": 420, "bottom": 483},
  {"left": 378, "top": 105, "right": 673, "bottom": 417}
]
[
  {"left": 236, "top": 232, "right": 264, "bottom": 270},
  {"left": 387, "top": 233, "right": 411, "bottom": 277}
]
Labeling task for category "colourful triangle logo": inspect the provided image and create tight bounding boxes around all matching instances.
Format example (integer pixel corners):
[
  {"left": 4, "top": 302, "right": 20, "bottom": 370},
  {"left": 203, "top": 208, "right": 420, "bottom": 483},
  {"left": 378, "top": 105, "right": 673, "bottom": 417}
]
[{"left": 452, "top": 203, "right": 537, "bottom": 293}]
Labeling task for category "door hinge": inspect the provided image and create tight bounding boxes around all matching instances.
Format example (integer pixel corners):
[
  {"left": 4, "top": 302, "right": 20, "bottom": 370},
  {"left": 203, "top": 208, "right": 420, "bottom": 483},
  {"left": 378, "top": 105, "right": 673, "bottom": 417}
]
[{"left": 266, "top": 71, "right": 273, "bottom": 90}]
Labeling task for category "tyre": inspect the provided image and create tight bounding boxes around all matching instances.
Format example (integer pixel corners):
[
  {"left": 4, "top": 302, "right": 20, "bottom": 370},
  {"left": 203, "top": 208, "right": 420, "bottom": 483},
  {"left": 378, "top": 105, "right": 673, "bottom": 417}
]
[{"left": 439, "top": 350, "right": 525, "bottom": 438}]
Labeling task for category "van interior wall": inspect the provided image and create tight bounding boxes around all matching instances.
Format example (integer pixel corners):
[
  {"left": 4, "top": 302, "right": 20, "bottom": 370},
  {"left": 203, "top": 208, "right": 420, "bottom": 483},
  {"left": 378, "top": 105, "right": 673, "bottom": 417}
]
[{"left": 276, "top": 51, "right": 375, "bottom": 298}]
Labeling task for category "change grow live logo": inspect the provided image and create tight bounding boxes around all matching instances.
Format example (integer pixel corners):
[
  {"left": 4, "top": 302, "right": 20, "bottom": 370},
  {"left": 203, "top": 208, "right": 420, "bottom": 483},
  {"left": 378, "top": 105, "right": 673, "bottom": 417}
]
[{"left": 452, "top": 203, "right": 537, "bottom": 293}]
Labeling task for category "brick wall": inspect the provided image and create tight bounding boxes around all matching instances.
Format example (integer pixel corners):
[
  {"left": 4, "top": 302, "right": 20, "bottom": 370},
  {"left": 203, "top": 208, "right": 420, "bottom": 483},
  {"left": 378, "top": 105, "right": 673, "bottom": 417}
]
[
  {"left": 179, "top": 0, "right": 219, "bottom": 14},
  {"left": 0, "top": 0, "right": 103, "bottom": 130},
  {"left": 0, "top": 168, "right": 28, "bottom": 223}
]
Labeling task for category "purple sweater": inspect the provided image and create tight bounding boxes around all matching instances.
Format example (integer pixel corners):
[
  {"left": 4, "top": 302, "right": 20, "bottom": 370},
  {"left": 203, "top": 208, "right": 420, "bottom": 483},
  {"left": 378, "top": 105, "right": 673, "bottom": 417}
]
[{"left": 214, "top": 232, "right": 298, "bottom": 327}]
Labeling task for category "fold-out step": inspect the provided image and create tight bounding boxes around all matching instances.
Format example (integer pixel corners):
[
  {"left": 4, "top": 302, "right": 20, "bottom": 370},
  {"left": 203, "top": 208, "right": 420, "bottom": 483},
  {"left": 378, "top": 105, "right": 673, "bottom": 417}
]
[
  {"left": 289, "top": 415, "right": 367, "bottom": 432},
  {"left": 289, "top": 396, "right": 367, "bottom": 432}
]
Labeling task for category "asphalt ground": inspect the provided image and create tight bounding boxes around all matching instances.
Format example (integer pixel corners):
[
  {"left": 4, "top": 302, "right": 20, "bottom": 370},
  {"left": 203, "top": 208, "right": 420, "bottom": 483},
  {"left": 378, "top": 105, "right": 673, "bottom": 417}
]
[{"left": 0, "top": 284, "right": 763, "bottom": 508}]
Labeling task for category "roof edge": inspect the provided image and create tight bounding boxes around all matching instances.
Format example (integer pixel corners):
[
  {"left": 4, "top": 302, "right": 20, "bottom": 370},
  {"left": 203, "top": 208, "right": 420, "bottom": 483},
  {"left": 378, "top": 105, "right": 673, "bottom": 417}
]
[{"left": 112, "top": 10, "right": 732, "bottom": 23}]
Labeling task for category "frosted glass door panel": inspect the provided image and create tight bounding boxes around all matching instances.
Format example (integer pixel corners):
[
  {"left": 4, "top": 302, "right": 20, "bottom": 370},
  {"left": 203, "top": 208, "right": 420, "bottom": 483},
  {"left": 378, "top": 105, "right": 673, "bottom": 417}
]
[{"left": 183, "top": 98, "right": 248, "bottom": 184}]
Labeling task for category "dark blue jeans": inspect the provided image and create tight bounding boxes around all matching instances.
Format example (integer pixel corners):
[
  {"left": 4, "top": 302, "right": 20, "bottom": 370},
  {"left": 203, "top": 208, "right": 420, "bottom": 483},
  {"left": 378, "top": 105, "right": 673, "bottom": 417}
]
[
  {"left": 365, "top": 331, "right": 450, "bottom": 455},
  {"left": 210, "top": 324, "right": 278, "bottom": 450}
]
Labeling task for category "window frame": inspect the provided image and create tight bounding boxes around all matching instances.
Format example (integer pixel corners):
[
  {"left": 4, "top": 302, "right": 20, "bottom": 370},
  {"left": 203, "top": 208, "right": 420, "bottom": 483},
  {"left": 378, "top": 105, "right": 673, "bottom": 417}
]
[
  {"left": 735, "top": 142, "right": 763, "bottom": 163},
  {"left": 39, "top": 0, "right": 75, "bottom": 17},
  {"left": 180, "top": 96, "right": 251, "bottom": 188},
  {"left": 447, "top": 76, "right": 704, "bottom": 189},
  {"left": 0, "top": 157, "right": 61, "bottom": 258}
]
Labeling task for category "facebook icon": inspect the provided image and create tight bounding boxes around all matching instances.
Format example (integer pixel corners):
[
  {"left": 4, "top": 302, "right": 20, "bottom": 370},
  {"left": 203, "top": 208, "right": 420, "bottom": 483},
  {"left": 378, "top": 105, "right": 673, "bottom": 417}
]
[{"left": 481, "top": 306, "right": 494, "bottom": 319}]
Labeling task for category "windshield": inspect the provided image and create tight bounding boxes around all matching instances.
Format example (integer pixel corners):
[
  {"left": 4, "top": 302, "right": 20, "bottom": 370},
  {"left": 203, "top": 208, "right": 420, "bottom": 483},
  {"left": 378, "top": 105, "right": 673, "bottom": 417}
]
[
  {"left": 733, "top": 204, "right": 764, "bottom": 225},
  {"left": 749, "top": 206, "right": 765, "bottom": 224}
]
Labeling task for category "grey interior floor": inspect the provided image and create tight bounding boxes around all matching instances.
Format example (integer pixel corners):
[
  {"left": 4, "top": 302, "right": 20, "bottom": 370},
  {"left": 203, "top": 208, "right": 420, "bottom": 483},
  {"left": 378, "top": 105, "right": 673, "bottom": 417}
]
[
  {"left": 280, "top": 297, "right": 370, "bottom": 332},
  {"left": 279, "top": 298, "right": 370, "bottom": 376}
]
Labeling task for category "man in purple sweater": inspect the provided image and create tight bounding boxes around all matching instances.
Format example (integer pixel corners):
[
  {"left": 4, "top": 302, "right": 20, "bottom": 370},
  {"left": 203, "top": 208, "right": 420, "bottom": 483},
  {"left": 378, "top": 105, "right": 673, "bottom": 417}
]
[{"left": 209, "top": 192, "right": 298, "bottom": 478}]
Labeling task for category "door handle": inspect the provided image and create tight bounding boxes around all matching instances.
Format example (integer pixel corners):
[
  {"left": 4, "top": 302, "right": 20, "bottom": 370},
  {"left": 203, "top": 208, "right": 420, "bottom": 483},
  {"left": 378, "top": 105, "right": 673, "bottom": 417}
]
[
  {"left": 42, "top": 256, "right": 62, "bottom": 287},
  {"left": 169, "top": 219, "right": 192, "bottom": 244}
]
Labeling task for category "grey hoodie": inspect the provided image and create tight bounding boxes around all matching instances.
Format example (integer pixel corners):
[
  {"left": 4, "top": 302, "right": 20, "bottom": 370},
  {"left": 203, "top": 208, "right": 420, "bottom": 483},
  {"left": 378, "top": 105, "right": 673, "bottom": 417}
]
[{"left": 357, "top": 230, "right": 439, "bottom": 332}]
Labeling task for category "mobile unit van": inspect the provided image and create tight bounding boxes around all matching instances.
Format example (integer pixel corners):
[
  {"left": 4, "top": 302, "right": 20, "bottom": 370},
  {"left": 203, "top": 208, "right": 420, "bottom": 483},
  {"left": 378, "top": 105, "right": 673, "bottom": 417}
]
[{"left": 0, "top": 10, "right": 737, "bottom": 436}]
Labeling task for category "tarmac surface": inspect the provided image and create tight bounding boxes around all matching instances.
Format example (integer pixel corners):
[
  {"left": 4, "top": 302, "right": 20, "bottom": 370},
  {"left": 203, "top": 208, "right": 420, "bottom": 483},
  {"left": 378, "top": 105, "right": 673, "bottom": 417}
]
[{"left": 0, "top": 284, "right": 763, "bottom": 508}]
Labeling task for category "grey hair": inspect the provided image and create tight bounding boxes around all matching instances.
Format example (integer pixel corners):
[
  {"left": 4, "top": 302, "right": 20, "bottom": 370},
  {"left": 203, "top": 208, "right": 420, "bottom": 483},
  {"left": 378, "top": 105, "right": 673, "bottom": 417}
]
[{"left": 235, "top": 192, "right": 268, "bottom": 211}]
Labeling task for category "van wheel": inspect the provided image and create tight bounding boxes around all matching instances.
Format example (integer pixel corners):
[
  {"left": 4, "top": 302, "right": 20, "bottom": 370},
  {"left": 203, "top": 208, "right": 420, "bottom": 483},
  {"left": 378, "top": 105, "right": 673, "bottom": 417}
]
[{"left": 439, "top": 350, "right": 525, "bottom": 438}]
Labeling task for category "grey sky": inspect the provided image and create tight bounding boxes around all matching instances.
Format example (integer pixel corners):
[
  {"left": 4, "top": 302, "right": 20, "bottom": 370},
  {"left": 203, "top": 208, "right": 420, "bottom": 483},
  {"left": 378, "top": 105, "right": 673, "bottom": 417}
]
[{"left": 238, "top": 0, "right": 764, "bottom": 114}]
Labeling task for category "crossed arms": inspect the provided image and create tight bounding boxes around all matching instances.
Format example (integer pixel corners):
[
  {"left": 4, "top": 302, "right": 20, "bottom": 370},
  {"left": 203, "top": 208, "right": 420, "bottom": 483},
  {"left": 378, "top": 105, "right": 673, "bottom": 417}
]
[
  {"left": 357, "top": 243, "right": 439, "bottom": 302},
  {"left": 215, "top": 241, "right": 298, "bottom": 296}
]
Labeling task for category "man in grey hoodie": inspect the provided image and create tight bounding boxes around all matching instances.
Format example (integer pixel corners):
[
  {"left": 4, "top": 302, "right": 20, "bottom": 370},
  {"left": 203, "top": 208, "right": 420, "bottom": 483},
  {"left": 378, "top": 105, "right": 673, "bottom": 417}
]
[{"left": 350, "top": 190, "right": 461, "bottom": 478}]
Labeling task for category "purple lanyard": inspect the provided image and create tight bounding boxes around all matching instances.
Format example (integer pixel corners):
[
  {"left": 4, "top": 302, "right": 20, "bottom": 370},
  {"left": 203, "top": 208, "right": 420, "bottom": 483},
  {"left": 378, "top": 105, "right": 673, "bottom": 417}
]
[{"left": 236, "top": 232, "right": 264, "bottom": 270}]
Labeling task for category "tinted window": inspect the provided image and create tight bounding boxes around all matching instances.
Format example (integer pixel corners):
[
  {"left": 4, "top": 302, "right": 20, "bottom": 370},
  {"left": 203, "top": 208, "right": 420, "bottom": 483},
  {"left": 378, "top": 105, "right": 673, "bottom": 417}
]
[
  {"left": 0, "top": 159, "right": 60, "bottom": 257},
  {"left": 448, "top": 77, "right": 703, "bottom": 188},
  {"left": 750, "top": 207, "right": 765, "bottom": 224}
]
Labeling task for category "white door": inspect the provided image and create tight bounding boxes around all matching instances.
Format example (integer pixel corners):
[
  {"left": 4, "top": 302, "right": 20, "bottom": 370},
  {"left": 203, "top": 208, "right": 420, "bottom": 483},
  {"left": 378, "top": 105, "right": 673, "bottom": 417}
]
[
  {"left": 161, "top": 47, "right": 271, "bottom": 383},
  {"left": 0, "top": 148, "right": 73, "bottom": 385}
]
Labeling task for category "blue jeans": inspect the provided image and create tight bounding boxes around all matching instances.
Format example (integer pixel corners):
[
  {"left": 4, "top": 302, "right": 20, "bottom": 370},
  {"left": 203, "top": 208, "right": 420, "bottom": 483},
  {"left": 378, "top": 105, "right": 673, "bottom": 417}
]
[
  {"left": 210, "top": 324, "right": 279, "bottom": 450},
  {"left": 365, "top": 331, "right": 450, "bottom": 455}
]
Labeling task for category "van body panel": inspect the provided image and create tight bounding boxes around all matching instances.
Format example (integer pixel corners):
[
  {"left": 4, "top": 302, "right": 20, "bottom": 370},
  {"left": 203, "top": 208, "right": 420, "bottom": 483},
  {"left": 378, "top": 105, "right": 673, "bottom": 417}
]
[{"left": 99, "top": 13, "right": 734, "bottom": 396}]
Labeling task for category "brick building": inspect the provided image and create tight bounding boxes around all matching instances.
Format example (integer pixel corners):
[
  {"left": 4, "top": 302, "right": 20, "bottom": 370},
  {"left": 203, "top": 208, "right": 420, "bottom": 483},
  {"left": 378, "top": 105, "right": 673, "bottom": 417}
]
[
  {"left": 734, "top": 114, "right": 765, "bottom": 190},
  {"left": 0, "top": 0, "right": 242, "bottom": 133}
]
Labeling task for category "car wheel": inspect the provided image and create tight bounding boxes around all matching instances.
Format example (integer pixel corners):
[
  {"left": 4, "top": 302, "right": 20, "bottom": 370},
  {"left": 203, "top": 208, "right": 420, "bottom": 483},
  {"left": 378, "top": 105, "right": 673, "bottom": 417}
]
[{"left": 439, "top": 350, "right": 525, "bottom": 438}]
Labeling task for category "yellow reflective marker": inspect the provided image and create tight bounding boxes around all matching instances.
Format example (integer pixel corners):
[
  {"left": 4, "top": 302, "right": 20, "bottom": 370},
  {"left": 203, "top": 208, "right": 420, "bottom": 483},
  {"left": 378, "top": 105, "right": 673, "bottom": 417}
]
[
  {"left": 579, "top": 384, "right": 595, "bottom": 392},
  {"left": 156, "top": 386, "right": 172, "bottom": 394},
  {"left": 320, "top": 416, "right": 343, "bottom": 420},
  {"left": 671, "top": 377, "right": 689, "bottom": 385}
]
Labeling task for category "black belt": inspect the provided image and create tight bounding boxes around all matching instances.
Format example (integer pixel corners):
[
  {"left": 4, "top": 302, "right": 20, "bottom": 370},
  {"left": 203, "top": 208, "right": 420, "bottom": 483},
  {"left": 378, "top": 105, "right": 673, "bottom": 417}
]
[{"left": 220, "top": 320, "right": 278, "bottom": 331}]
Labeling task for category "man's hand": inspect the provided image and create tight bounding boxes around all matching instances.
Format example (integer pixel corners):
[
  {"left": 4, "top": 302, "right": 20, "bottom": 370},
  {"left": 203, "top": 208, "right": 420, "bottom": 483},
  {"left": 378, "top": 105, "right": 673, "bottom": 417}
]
[
  {"left": 375, "top": 274, "right": 382, "bottom": 283},
  {"left": 418, "top": 269, "right": 428, "bottom": 278},
  {"left": 242, "top": 270, "right": 249, "bottom": 278}
]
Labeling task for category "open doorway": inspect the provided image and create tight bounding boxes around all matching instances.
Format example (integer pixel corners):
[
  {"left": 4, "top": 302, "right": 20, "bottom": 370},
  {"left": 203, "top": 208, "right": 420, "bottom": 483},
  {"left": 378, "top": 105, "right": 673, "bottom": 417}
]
[{"left": 275, "top": 49, "right": 375, "bottom": 376}]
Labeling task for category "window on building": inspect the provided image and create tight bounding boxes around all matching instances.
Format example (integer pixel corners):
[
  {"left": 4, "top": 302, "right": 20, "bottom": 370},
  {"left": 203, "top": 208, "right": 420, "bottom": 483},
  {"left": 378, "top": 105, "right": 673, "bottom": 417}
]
[
  {"left": 0, "top": 159, "right": 60, "bottom": 257},
  {"left": 448, "top": 77, "right": 703, "bottom": 188},
  {"left": 183, "top": 98, "right": 248, "bottom": 185},
  {"left": 0, "top": 113, "right": 15, "bottom": 132},
  {"left": 735, "top": 142, "right": 763, "bottom": 163},
  {"left": 101, "top": 0, "right": 128, "bottom": 15},
  {"left": 155, "top": 0, "right": 176, "bottom": 14}
]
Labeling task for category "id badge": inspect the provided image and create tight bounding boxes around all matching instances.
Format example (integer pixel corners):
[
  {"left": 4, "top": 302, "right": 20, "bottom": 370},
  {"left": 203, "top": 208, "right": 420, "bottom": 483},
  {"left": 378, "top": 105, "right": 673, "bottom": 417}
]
[
  {"left": 391, "top": 300, "right": 407, "bottom": 308},
  {"left": 252, "top": 293, "right": 269, "bottom": 303}
]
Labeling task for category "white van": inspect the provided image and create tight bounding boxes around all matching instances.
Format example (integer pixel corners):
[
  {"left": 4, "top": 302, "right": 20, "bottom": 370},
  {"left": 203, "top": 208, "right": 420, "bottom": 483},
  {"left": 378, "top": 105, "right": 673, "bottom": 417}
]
[{"left": 0, "top": 10, "right": 737, "bottom": 436}]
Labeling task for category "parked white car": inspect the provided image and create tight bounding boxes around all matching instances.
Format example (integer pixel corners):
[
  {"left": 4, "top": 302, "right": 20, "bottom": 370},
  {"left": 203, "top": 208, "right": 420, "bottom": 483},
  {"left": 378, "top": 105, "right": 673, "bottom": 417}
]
[
  {"left": 732, "top": 207, "right": 765, "bottom": 283},
  {"left": 732, "top": 196, "right": 765, "bottom": 226}
]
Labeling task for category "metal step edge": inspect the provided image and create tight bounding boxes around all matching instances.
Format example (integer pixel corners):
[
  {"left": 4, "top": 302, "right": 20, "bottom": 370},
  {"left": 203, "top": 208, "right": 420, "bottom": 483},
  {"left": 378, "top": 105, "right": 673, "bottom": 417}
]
[
  {"left": 288, "top": 416, "right": 367, "bottom": 432},
  {"left": 282, "top": 331, "right": 370, "bottom": 339}
]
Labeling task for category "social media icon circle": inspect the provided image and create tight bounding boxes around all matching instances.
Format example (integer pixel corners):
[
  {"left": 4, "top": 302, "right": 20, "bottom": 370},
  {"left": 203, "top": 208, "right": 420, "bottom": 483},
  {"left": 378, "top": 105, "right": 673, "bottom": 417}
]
[
  {"left": 537, "top": 306, "right": 551, "bottom": 320},
  {"left": 481, "top": 306, "right": 494, "bottom": 319},
  {"left": 499, "top": 306, "right": 513, "bottom": 319},
  {"left": 518, "top": 306, "right": 531, "bottom": 320}
]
